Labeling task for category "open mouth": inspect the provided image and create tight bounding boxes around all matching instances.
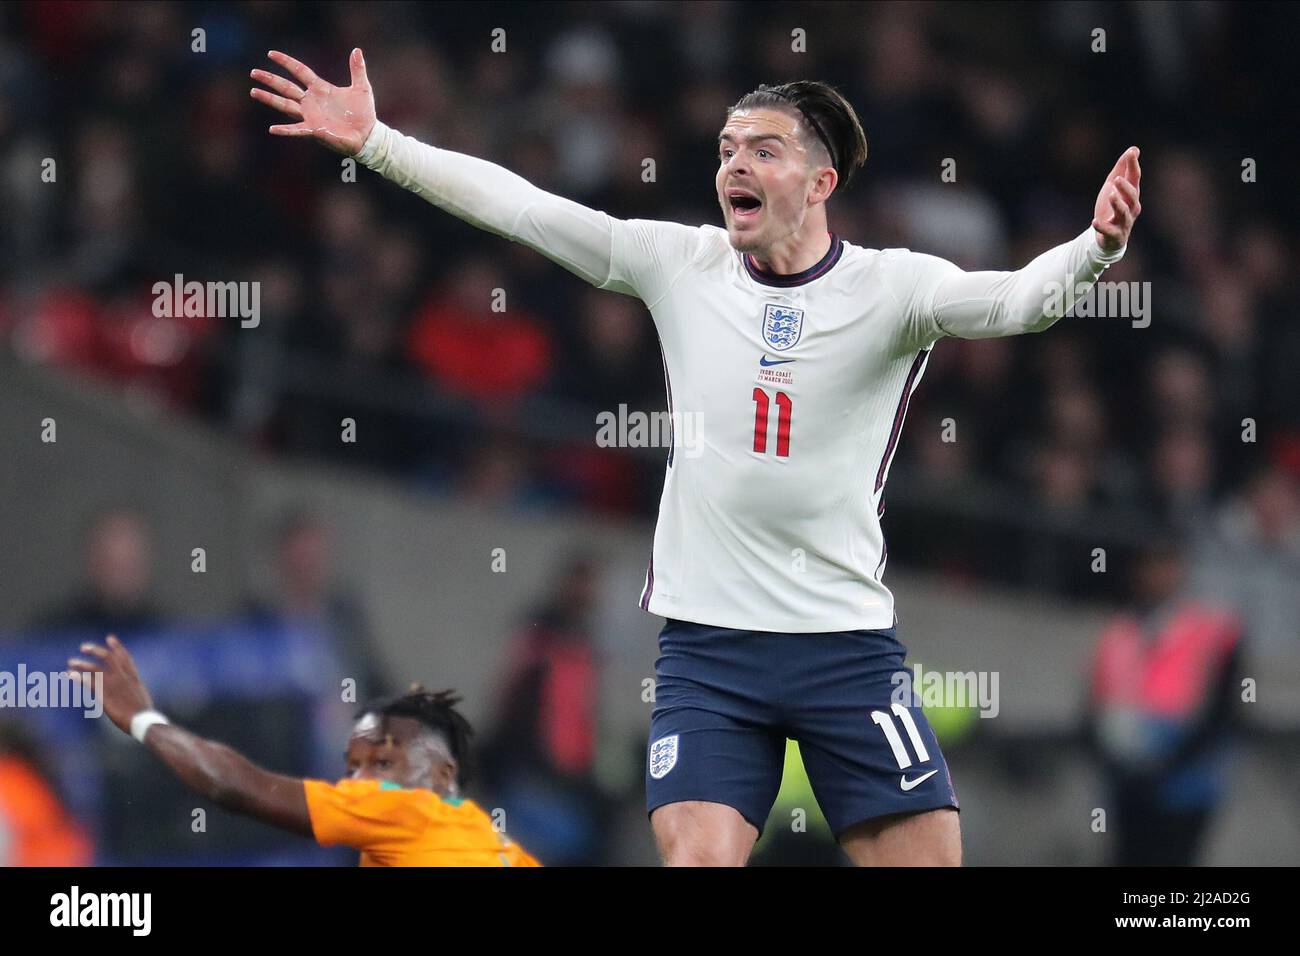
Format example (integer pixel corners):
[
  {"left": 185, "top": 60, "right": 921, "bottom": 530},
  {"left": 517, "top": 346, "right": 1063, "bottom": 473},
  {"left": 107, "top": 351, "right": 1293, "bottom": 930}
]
[{"left": 727, "top": 190, "right": 763, "bottom": 221}]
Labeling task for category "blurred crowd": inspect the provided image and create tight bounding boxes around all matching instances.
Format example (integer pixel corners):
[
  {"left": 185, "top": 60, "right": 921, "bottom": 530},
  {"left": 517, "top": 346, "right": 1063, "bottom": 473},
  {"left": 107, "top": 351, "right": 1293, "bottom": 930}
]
[
  {"left": 1, "top": 2, "right": 1298, "bottom": 865},
  {"left": 2, "top": 1, "right": 1297, "bottom": 610}
]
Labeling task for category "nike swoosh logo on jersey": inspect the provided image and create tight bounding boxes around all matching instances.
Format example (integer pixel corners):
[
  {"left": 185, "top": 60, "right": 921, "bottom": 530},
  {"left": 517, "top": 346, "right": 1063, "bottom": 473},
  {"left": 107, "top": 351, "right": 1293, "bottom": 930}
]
[
  {"left": 759, "top": 355, "right": 795, "bottom": 366},
  {"left": 900, "top": 769, "right": 938, "bottom": 791}
]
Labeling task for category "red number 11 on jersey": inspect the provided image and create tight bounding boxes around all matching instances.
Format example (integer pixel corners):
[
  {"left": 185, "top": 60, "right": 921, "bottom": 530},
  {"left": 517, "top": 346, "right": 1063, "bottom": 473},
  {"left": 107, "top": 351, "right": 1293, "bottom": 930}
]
[{"left": 752, "top": 387, "right": 793, "bottom": 457}]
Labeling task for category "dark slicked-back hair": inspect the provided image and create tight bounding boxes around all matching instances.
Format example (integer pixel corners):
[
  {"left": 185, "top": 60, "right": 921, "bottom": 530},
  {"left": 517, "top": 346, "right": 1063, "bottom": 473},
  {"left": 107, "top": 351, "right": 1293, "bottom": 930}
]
[
  {"left": 357, "top": 685, "right": 476, "bottom": 786},
  {"left": 728, "top": 81, "right": 869, "bottom": 191}
]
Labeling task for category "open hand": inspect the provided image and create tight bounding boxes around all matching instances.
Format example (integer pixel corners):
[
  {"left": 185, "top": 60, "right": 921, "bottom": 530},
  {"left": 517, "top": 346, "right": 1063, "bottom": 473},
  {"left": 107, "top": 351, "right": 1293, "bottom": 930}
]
[
  {"left": 251, "top": 48, "right": 376, "bottom": 156},
  {"left": 67, "top": 635, "right": 155, "bottom": 735},
  {"left": 1092, "top": 146, "right": 1141, "bottom": 254}
]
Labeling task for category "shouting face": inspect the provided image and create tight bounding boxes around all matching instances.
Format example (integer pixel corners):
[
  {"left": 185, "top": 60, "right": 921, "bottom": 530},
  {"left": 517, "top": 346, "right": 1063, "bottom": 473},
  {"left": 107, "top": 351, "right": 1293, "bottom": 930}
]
[{"left": 716, "top": 106, "right": 837, "bottom": 255}]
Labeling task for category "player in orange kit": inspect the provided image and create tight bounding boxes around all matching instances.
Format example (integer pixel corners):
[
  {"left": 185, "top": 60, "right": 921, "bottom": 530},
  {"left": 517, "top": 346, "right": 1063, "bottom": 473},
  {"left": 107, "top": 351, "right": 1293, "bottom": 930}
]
[
  {"left": 66, "top": 635, "right": 539, "bottom": 867},
  {"left": 0, "top": 722, "right": 93, "bottom": 866}
]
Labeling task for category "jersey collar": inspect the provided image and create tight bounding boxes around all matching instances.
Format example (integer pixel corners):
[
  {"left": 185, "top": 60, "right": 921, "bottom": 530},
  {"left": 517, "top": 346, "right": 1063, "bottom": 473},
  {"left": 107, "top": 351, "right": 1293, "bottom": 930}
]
[{"left": 743, "top": 232, "right": 843, "bottom": 288}]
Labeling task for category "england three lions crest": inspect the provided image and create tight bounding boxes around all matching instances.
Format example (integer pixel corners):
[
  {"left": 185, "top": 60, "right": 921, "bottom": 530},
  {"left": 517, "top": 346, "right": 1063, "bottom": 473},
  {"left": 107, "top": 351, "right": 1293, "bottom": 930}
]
[
  {"left": 649, "top": 733, "right": 679, "bottom": 779},
  {"left": 762, "top": 304, "right": 804, "bottom": 351}
]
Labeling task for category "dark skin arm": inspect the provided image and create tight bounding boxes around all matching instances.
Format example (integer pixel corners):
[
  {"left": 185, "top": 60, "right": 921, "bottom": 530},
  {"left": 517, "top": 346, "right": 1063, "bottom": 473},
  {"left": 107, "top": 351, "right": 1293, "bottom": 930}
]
[{"left": 68, "top": 635, "right": 314, "bottom": 838}]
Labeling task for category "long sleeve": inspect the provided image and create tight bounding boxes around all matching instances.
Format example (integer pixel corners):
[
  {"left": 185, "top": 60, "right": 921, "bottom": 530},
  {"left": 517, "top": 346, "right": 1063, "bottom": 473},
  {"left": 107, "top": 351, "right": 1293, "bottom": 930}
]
[
  {"left": 887, "top": 227, "right": 1126, "bottom": 350},
  {"left": 354, "top": 121, "right": 705, "bottom": 308}
]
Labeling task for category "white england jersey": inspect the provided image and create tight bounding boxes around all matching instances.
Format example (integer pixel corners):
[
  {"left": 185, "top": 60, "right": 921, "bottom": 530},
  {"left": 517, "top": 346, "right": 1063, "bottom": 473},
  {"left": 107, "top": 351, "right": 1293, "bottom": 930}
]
[{"left": 358, "top": 122, "right": 1124, "bottom": 632}]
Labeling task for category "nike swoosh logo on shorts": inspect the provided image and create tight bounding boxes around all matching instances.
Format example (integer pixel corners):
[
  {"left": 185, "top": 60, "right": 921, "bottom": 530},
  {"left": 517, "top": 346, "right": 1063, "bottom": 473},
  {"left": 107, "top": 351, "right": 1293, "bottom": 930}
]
[{"left": 900, "top": 769, "right": 938, "bottom": 791}]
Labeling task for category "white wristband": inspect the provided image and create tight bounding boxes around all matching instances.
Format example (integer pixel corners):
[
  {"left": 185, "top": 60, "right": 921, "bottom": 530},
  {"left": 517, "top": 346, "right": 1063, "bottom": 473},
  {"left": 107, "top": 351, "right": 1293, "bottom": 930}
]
[{"left": 130, "top": 710, "right": 170, "bottom": 743}]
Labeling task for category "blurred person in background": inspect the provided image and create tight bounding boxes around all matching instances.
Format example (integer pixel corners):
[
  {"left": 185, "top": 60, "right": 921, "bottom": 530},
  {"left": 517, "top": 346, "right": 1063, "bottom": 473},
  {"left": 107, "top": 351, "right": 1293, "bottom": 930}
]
[
  {"left": 32, "top": 506, "right": 164, "bottom": 639},
  {"left": 479, "top": 552, "right": 612, "bottom": 865},
  {"left": 542, "top": 286, "right": 663, "bottom": 514},
  {"left": 1147, "top": 425, "right": 1217, "bottom": 532},
  {"left": 454, "top": 430, "right": 560, "bottom": 510},
  {"left": 407, "top": 254, "right": 553, "bottom": 414},
  {"left": 1083, "top": 536, "right": 1244, "bottom": 866},
  {"left": 405, "top": 254, "right": 554, "bottom": 487},
  {"left": 551, "top": 285, "right": 662, "bottom": 415},
  {"left": 923, "top": 336, "right": 1023, "bottom": 482},
  {"left": 1146, "top": 345, "right": 1216, "bottom": 433},
  {"left": 1031, "top": 443, "right": 1100, "bottom": 512},
  {"left": 262, "top": 189, "right": 427, "bottom": 474},
  {"left": 0, "top": 721, "right": 92, "bottom": 867},
  {"left": 243, "top": 508, "right": 390, "bottom": 700},
  {"left": 1190, "top": 463, "right": 1300, "bottom": 658}
]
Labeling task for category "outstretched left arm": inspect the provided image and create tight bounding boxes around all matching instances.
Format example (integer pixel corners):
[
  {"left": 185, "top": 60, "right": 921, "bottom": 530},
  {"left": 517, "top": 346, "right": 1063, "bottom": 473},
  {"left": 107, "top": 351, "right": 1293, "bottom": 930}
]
[{"left": 897, "top": 148, "right": 1142, "bottom": 344}]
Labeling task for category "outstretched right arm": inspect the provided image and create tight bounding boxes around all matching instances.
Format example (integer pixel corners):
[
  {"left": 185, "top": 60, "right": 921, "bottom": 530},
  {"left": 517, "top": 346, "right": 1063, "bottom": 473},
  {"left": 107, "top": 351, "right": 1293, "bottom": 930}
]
[
  {"left": 67, "top": 636, "right": 313, "bottom": 839},
  {"left": 355, "top": 119, "right": 620, "bottom": 289},
  {"left": 252, "top": 48, "right": 703, "bottom": 308}
]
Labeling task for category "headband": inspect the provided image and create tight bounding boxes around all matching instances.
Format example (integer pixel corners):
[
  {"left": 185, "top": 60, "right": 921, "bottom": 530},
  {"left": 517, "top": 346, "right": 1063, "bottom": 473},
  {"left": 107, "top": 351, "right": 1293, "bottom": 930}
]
[{"left": 766, "top": 88, "right": 838, "bottom": 174}]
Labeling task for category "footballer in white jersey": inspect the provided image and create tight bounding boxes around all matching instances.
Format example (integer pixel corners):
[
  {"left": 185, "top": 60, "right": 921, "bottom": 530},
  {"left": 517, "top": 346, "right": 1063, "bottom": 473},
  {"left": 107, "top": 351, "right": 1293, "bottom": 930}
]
[
  {"left": 606, "top": 216, "right": 1121, "bottom": 634},
  {"left": 254, "top": 50, "right": 1141, "bottom": 866}
]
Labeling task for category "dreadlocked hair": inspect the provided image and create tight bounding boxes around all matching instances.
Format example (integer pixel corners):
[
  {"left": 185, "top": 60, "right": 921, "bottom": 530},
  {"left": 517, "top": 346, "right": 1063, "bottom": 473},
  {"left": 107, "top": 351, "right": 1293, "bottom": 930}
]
[
  {"left": 358, "top": 684, "right": 476, "bottom": 787},
  {"left": 728, "top": 80, "right": 869, "bottom": 190}
]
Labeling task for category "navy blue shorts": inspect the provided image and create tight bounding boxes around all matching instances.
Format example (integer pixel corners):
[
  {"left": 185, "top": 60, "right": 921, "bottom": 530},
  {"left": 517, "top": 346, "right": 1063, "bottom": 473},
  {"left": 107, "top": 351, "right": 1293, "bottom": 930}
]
[{"left": 646, "top": 618, "right": 960, "bottom": 838}]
